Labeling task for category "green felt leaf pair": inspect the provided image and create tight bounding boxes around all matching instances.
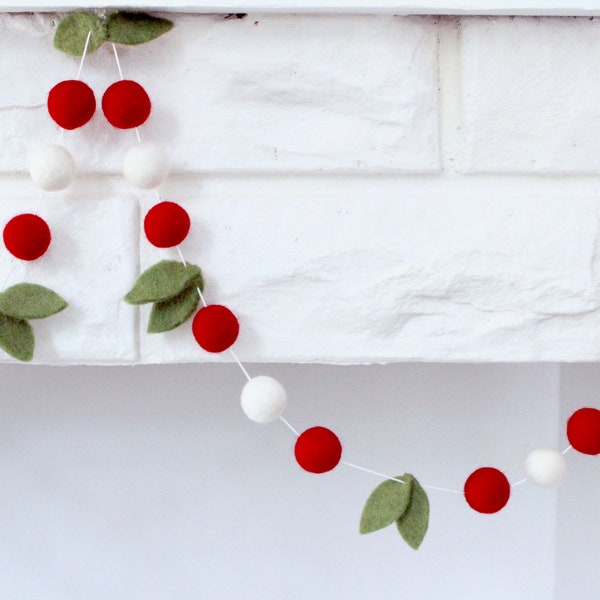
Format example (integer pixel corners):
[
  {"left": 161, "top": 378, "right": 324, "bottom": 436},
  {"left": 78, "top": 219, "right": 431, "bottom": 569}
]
[
  {"left": 360, "top": 473, "right": 429, "bottom": 550},
  {"left": 55, "top": 12, "right": 174, "bottom": 56},
  {"left": 124, "top": 260, "right": 204, "bottom": 334},
  {"left": 0, "top": 283, "right": 68, "bottom": 362}
]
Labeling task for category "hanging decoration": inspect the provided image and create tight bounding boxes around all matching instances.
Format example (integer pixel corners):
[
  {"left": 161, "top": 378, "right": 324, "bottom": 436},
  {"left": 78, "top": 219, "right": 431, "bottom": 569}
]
[
  {"left": 566, "top": 407, "right": 600, "bottom": 455},
  {"left": 2, "top": 11, "right": 597, "bottom": 550},
  {"left": 360, "top": 474, "right": 430, "bottom": 550},
  {"left": 47, "top": 80, "right": 96, "bottom": 130},
  {"left": 0, "top": 20, "right": 88, "bottom": 360},
  {"left": 53, "top": 12, "right": 173, "bottom": 57},
  {"left": 124, "top": 260, "right": 204, "bottom": 333}
]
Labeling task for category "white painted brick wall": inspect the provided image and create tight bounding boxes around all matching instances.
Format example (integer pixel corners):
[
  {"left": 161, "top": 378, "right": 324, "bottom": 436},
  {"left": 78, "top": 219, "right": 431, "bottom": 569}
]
[
  {"left": 1, "top": 13, "right": 599, "bottom": 364},
  {"left": 461, "top": 17, "right": 600, "bottom": 173},
  {"left": 0, "top": 14, "right": 440, "bottom": 173}
]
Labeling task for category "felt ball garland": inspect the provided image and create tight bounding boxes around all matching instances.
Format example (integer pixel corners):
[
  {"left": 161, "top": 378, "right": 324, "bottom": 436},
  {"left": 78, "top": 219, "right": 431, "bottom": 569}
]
[
  {"left": 8, "top": 12, "right": 595, "bottom": 550},
  {"left": 106, "top": 22, "right": 600, "bottom": 552}
]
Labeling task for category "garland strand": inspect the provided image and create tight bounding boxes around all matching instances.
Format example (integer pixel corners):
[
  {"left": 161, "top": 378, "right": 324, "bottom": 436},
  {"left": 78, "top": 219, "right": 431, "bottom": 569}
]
[
  {"left": 3, "top": 13, "right": 599, "bottom": 551},
  {"left": 107, "top": 26, "right": 599, "bottom": 549}
]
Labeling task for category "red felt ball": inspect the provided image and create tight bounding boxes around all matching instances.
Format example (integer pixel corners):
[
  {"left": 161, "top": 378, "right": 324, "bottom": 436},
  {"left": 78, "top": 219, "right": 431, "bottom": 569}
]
[
  {"left": 464, "top": 467, "right": 510, "bottom": 514},
  {"left": 567, "top": 407, "right": 600, "bottom": 455},
  {"left": 102, "top": 80, "right": 151, "bottom": 129},
  {"left": 294, "top": 426, "right": 343, "bottom": 474},
  {"left": 47, "top": 80, "right": 96, "bottom": 130},
  {"left": 192, "top": 305, "right": 239, "bottom": 353},
  {"left": 144, "top": 202, "right": 190, "bottom": 248},
  {"left": 3, "top": 214, "right": 51, "bottom": 261}
]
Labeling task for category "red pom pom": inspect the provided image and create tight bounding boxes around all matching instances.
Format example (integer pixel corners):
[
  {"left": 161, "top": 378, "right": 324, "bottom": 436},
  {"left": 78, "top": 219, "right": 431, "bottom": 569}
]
[
  {"left": 102, "top": 80, "right": 151, "bottom": 129},
  {"left": 295, "top": 426, "right": 342, "bottom": 473},
  {"left": 47, "top": 80, "right": 96, "bottom": 130},
  {"left": 464, "top": 467, "right": 510, "bottom": 514},
  {"left": 192, "top": 305, "right": 239, "bottom": 353},
  {"left": 3, "top": 214, "right": 51, "bottom": 261},
  {"left": 567, "top": 407, "right": 600, "bottom": 455},
  {"left": 144, "top": 202, "right": 190, "bottom": 248}
]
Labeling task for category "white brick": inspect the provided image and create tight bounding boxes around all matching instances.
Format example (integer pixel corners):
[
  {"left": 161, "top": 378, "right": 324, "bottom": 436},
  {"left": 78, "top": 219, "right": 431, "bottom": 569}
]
[
  {"left": 461, "top": 17, "right": 600, "bottom": 173},
  {"left": 0, "top": 182, "right": 138, "bottom": 364},
  {"left": 0, "top": 13, "right": 440, "bottom": 174},
  {"left": 136, "top": 175, "right": 600, "bottom": 364}
]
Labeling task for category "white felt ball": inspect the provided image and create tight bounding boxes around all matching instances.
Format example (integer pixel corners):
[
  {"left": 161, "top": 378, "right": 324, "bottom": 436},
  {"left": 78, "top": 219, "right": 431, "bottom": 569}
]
[
  {"left": 122, "top": 142, "right": 169, "bottom": 189},
  {"left": 241, "top": 376, "right": 287, "bottom": 423},
  {"left": 29, "top": 144, "right": 75, "bottom": 191},
  {"left": 524, "top": 447, "right": 567, "bottom": 488}
]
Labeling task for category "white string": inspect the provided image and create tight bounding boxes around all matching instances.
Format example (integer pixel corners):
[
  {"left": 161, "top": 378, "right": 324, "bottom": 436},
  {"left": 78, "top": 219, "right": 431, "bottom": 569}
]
[
  {"left": 111, "top": 43, "right": 205, "bottom": 354},
  {"left": 110, "top": 45, "right": 143, "bottom": 150},
  {"left": 342, "top": 461, "right": 407, "bottom": 485},
  {"left": 57, "top": 30, "right": 91, "bottom": 142},
  {"left": 111, "top": 43, "right": 125, "bottom": 80},
  {"left": 422, "top": 483, "right": 464, "bottom": 495},
  {"left": 75, "top": 31, "right": 93, "bottom": 80},
  {"left": 175, "top": 243, "right": 248, "bottom": 379},
  {"left": 342, "top": 461, "right": 464, "bottom": 494},
  {"left": 229, "top": 349, "right": 251, "bottom": 381},
  {"left": 562, "top": 445, "right": 572, "bottom": 455},
  {"left": 0, "top": 259, "right": 17, "bottom": 293},
  {"left": 196, "top": 286, "right": 208, "bottom": 308},
  {"left": 279, "top": 416, "right": 299, "bottom": 436},
  {"left": 174, "top": 246, "right": 208, "bottom": 307},
  {"left": 175, "top": 245, "right": 188, "bottom": 266},
  {"left": 33, "top": 190, "right": 46, "bottom": 215},
  {"left": 55, "top": 29, "right": 91, "bottom": 146}
]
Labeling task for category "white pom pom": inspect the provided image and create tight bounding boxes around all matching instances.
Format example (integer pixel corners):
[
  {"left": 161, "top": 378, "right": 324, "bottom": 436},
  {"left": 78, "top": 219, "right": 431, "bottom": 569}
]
[
  {"left": 241, "top": 376, "right": 287, "bottom": 423},
  {"left": 524, "top": 447, "right": 567, "bottom": 488},
  {"left": 122, "top": 142, "right": 169, "bottom": 189},
  {"left": 29, "top": 144, "right": 75, "bottom": 191}
]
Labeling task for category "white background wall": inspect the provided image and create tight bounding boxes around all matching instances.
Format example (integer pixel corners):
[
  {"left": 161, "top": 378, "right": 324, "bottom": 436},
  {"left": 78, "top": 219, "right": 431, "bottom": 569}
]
[
  {"left": 557, "top": 365, "right": 600, "bottom": 600},
  {"left": 1, "top": 361, "right": 595, "bottom": 600}
]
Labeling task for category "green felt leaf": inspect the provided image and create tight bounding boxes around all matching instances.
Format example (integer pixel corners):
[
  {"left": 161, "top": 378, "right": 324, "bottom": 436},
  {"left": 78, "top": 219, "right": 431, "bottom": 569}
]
[
  {"left": 147, "top": 279, "right": 202, "bottom": 333},
  {"left": 107, "top": 12, "right": 174, "bottom": 45},
  {"left": 0, "top": 284, "right": 68, "bottom": 320},
  {"left": 54, "top": 13, "right": 108, "bottom": 56},
  {"left": 0, "top": 314, "right": 34, "bottom": 362},
  {"left": 125, "top": 261, "right": 202, "bottom": 305},
  {"left": 396, "top": 475, "right": 429, "bottom": 550},
  {"left": 360, "top": 475, "right": 412, "bottom": 534}
]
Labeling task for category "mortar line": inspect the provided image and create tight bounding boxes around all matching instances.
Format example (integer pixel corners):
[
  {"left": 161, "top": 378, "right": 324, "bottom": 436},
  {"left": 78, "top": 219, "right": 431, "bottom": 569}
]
[{"left": 437, "top": 16, "right": 464, "bottom": 175}]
